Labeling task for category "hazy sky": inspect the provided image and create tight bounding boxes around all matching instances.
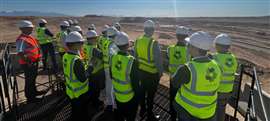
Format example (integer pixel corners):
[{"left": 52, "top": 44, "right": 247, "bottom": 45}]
[{"left": 1, "top": 0, "right": 269, "bottom": 17}]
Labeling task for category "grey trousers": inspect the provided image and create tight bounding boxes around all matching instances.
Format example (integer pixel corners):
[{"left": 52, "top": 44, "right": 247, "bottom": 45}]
[
  {"left": 104, "top": 68, "right": 115, "bottom": 108},
  {"left": 216, "top": 92, "right": 232, "bottom": 121}
]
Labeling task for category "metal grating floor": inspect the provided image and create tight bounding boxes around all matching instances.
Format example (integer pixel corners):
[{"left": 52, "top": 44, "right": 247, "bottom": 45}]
[{"left": 11, "top": 84, "right": 171, "bottom": 121}]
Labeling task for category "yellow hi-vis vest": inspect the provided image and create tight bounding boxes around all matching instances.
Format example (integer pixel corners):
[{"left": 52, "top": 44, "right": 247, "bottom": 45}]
[
  {"left": 63, "top": 53, "right": 89, "bottom": 99},
  {"left": 134, "top": 35, "right": 158, "bottom": 73},
  {"left": 175, "top": 59, "right": 221, "bottom": 119},
  {"left": 111, "top": 54, "right": 135, "bottom": 103},
  {"left": 213, "top": 52, "right": 238, "bottom": 93},
  {"left": 55, "top": 31, "right": 67, "bottom": 53},
  {"left": 168, "top": 45, "right": 189, "bottom": 74},
  {"left": 101, "top": 38, "right": 112, "bottom": 69},
  {"left": 83, "top": 44, "right": 104, "bottom": 74},
  {"left": 97, "top": 36, "right": 106, "bottom": 50},
  {"left": 36, "top": 27, "right": 52, "bottom": 45}
]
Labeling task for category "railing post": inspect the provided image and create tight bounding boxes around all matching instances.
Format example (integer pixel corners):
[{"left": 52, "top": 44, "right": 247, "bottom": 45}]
[
  {"left": 245, "top": 67, "right": 257, "bottom": 121},
  {"left": 253, "top": 67, "right": 269, "bottom": 121},
  {"left": 234, "top": 64, "right": 244, "bottom": 118}
]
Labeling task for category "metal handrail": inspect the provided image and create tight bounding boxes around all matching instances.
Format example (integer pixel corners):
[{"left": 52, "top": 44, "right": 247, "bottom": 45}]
[
  {"left": 235, "top": 64, "right": 269, "bottom": 121},
  {"left": 253, "top": 67, "right": 269, "bottom": 121},
  {"left": 0, "top": 43, "right": 19, "bottom": 116}
]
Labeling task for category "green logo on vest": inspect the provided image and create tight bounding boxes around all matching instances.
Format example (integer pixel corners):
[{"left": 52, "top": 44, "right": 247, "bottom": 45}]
[
  {"left": 63, "top": 59, "right": 67, "bottom": 67},
  {"left": 115, "top": 60, "right": 122, "bottom": 71},
  {"left": 174, "top": 51, "right": 181, "bottom": 59},
  {"left": 103, "top": 42, "right": 108, "bottom": 50},
  {"left": 205, "top": 67, "right": 217, "bottom": 82},
  {"left": 225, "top": 58, "right": 234, "bottom": 67}
]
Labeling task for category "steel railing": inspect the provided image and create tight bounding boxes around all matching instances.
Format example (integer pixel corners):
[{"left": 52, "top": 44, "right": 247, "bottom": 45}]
[
  {"left": 234, "top": 64, "right": 269, "bottom": 121},
  {"left": 0, "top": 43, "right": 19, "bottom": 120}
]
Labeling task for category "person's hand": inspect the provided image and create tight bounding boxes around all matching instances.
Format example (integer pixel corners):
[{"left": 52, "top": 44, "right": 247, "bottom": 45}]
[
  {"left": 22, "top": 55, "right": 33, "bottom": 65},
  {"left": 86, "top": 66, "right": 93, "bottom": 75}
]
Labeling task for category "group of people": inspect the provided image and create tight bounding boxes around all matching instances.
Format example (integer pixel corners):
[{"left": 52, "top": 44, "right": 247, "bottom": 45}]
[{"left": 15, "top": 18, "right": 238, "bottom": 121}]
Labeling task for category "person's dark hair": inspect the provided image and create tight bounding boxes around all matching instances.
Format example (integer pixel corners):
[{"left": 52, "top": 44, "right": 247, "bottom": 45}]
[
  {"left": 60, "top": 26, "right": 68, "bottom": 30},
  {"left": 118, "top": 44, "right": 129, "bottom": 51},
  {"left": 198, "top": 49, "right": 207, "bottom": 55},
  {"left": 66, "top": 42, "right": 82, "bottom": 48},
  {"left": 39, "top": 23, "right": 45, "bottom": 27}
]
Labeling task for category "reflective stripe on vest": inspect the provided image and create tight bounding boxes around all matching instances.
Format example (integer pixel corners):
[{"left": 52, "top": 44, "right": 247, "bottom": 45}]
[
  {"left": 83, "top": 44, "right": 104, "bottom": 74},
  {"left": 213, "top": 53, "right": 238, "bottom": 92},
  {"left": 168, "top": 45, "right": 189, "bottom": 74},
  {"left": 102, "top": 39, "right": 112, "bottom": 69},
  {"left": 134, "top": 35, "right": 157, "bottom": 73},
  {"left": 178, "top": 92, "right": 217, "bottom": 108},
  {"left": 56, "top": 31, "right": 66, "bottom": 52},
  {"left": 63, "top": 53, "right": 89, "bottom": 99},
  {"left": 97, "top": 36, "right": 105, "bottom": 50},
  {"left": 175, "top": 60, "right": 221, "bottom": 119},
  {"left": 36, "top": 27, "right": 52, "bottom": 45},
  {"left": 111, "top": 54, "right": 135, "bottom": 103},
  {"left": 83, "top": 44, "right": 94, "bottom": 63},
  {"left": 113, "top": 88, "right": 133, "bottom": 95},
  {"left": 17, "top": 34, "right": 41, "bottom": 64}
]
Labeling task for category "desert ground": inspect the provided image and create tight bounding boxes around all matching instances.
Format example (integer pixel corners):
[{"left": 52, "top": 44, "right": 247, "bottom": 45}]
[
  {"left": 0, "top": 16, "right": 270, "bottom": 120},
  {"left": 1, "top": 16, "right": 269, "bottom": 92}
]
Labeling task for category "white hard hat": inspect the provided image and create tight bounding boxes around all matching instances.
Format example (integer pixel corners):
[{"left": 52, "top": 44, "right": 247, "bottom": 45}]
[
  {"left": 107, "top": 27, "right": 118, "bottom": 37},
  {"left": 104, "top": 24, "right": 110, "bottom": 29},
  {"left": 214, "top": 33, "right": 231, "bottom": 45},
  {"left": 113, "top": 22, "right": 121, "bottom": 27},
  {"left": 18, "top": 20, "right": 34, "bottom": 28},
  {"left": 71, "top": 25, "right": 82, "bottom": 32},
  {"left": 114, "top": 32, "right": 129, "bottom": 46},
  {"left": 185, "top": 31, "right": 213, "bottom": 50},
  {"left": 103, "top": 25, "right": 109, "bottom": 31},
  {"left": 144, "top": 20, "right": 155, "bottom": 28},
  {"left": 176, "top": 26, "right": 191, "bottom": 36},
  {"left": 38, "top": 19, "right": 47, "bottom": 24},
  {"left": 68, "top": 19, "right": 73, "bottom": 24},
  {"left": 89, "top": 24, "right": 96, "bottom": 30},
  {"left": 66, "top": 31, "right": 85, "bottom": 43},
  {"left": 73, "top": 19, "right": 78, "bottom": 23},
  {"left": 60, "top": 21, "right": 70, "bottom": 27},
  {"left": 86, "top": 30, "right": 98, "bottom": 38}
]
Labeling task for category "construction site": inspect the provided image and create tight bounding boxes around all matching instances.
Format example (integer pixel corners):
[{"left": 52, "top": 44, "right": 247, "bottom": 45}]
[{"left": 0, "top": 15, "right": 270, "bottom": 121}]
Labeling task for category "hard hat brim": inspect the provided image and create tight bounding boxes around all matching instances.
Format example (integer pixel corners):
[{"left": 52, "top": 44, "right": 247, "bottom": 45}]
[
  {"left": 66, "top": 40, "right": 85, "bottom": 43},
  {"left": 19, "top": 25, "right": 34, "bottom": 28}
]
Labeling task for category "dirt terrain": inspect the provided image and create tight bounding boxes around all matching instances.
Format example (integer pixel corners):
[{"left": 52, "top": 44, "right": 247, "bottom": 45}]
[{"left": 1, "top": 16, "right": 270, "bottom": 94}]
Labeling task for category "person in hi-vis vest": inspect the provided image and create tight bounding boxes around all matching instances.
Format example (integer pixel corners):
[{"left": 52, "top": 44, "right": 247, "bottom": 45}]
[
  {"left": 134, "top": 20, "right": 163, "bottom": 121},
  {"left": 211, "top": 34, "right": 238, "bottom": 121},
  {"left": 36, "top": 18, "right": 58, "bottom": 72},
  {"left": 172, "top": 31, "right": 222, "bottom": 121},
  {"left": 16, "top": 20, "right": 43, "bottom": 103},
  {"left": 63, "top": 31, "right": 94, "bottom": 121},
  {"left": 55, "top": 21, "right": 70, "bottom": 57},
  {"left": 111, "top": 32, "right": 140, "bottom": 121},
  {"left": 167, "top": 26, "right": 191, "bottom": 121},
  {"left": 101, "top": 27, "right": 120, "bottom": 111},
  {"left": 83, "top": 30, "right": 105, "bottom": 110}
]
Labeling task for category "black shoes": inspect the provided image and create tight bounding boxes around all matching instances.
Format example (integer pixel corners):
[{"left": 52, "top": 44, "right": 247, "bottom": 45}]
[{"left": 26, "top": 97, "right": 42, "bottom": 104}]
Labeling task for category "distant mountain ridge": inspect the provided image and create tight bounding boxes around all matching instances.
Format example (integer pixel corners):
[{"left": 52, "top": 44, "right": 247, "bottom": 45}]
[{"left": 0, "top": 11, "right": 69, "bottom": 16}]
